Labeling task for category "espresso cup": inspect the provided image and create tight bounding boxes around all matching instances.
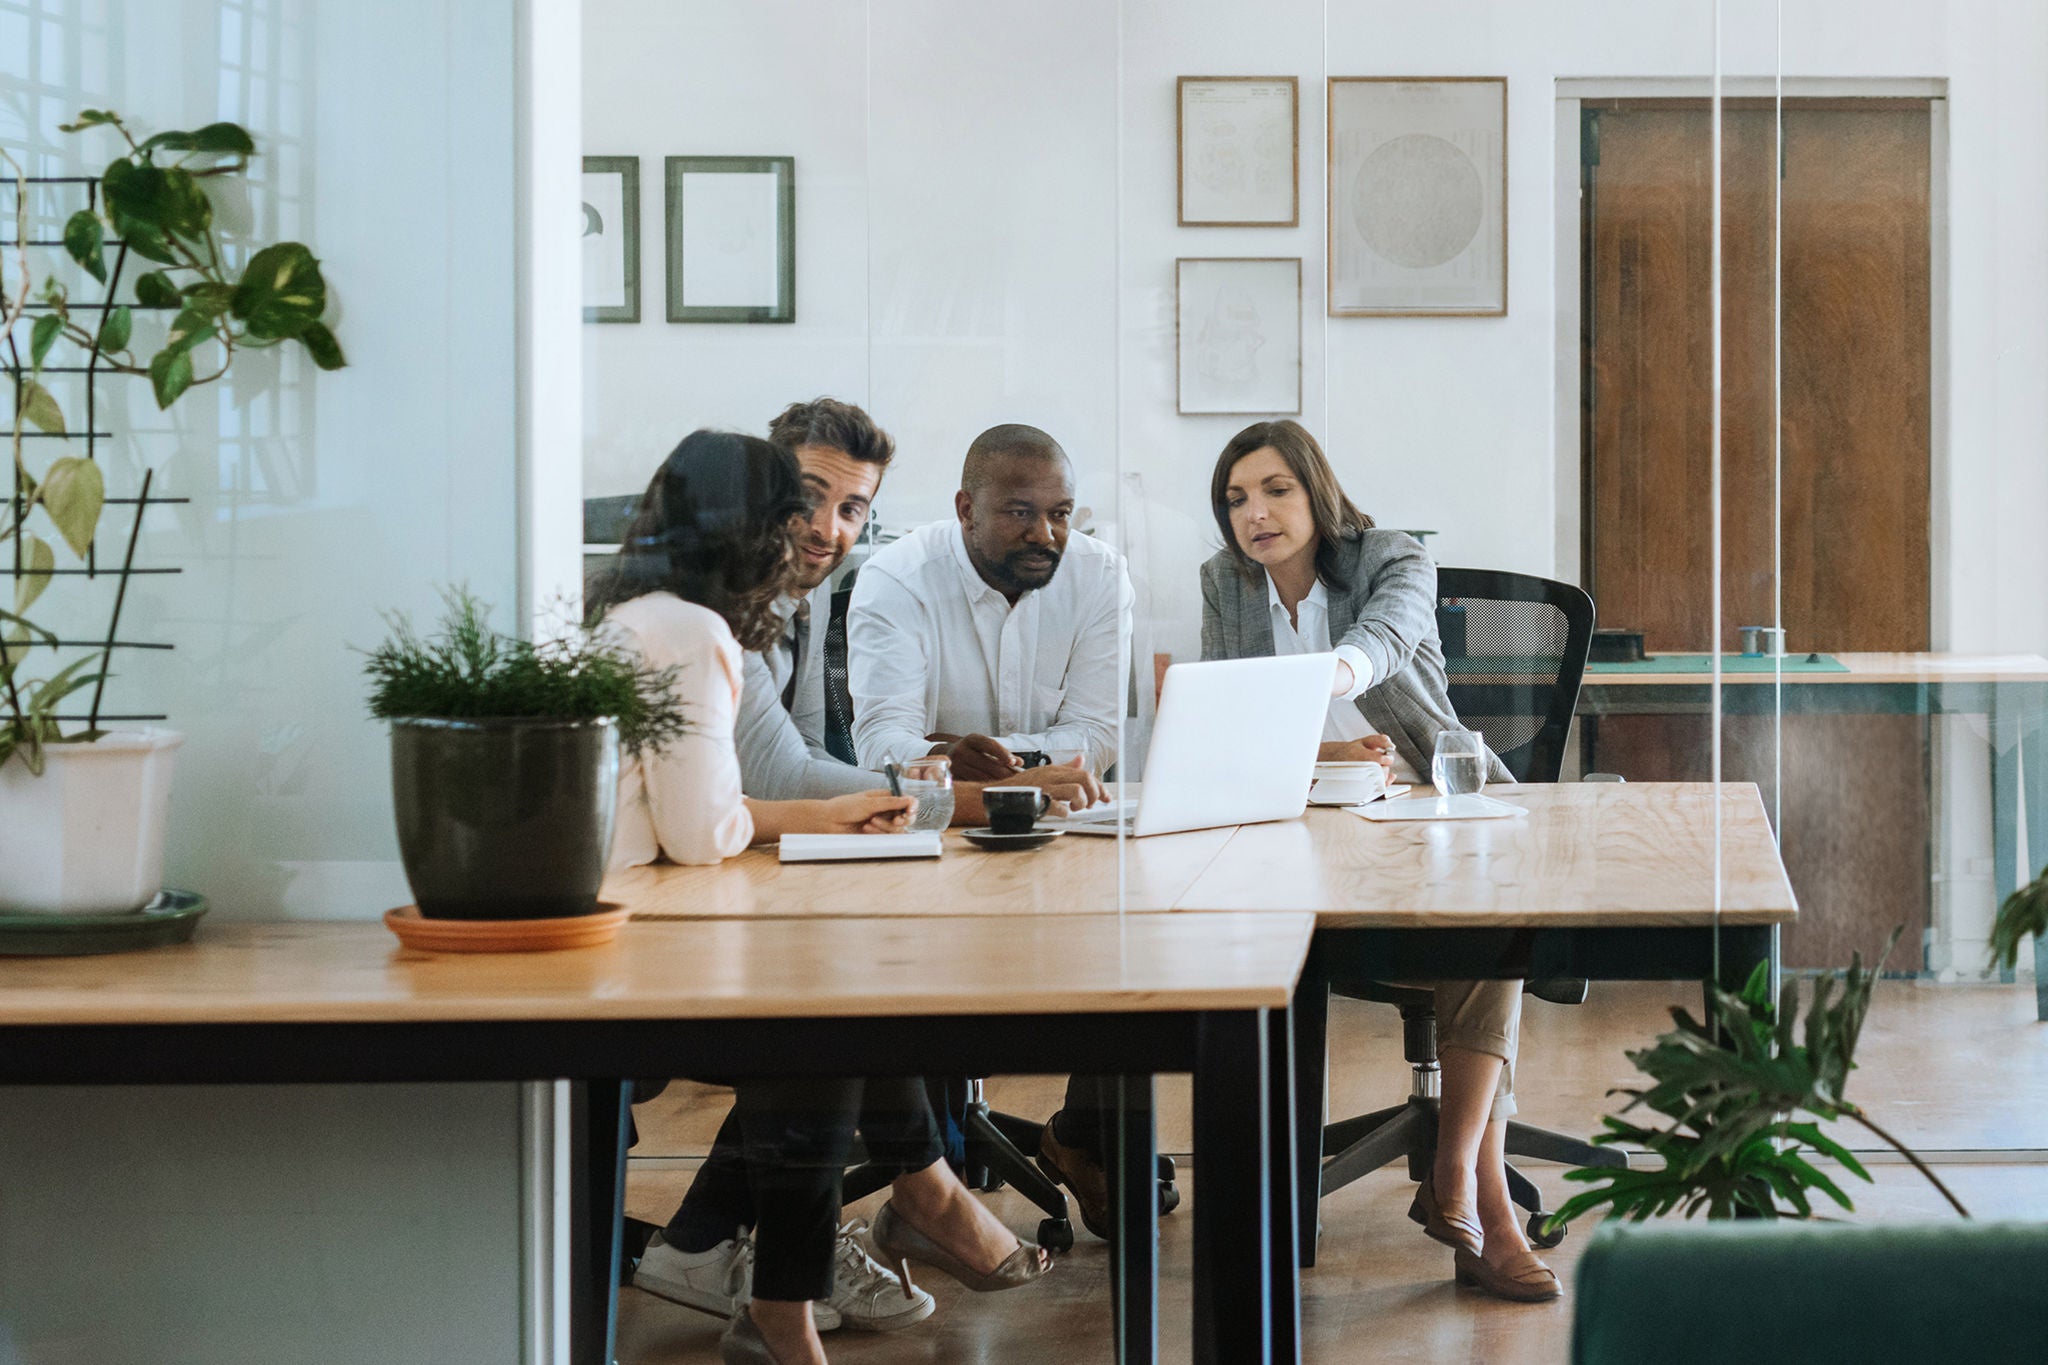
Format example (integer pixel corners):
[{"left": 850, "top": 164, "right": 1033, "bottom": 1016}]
[{"left": 983, "top": 787, "right": 1051, "bottom": 835}]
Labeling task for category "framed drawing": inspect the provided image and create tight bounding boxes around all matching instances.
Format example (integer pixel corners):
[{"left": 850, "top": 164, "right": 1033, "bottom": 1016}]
[
  {"left": 665, "top": 156, "right": 795, "bottom": 323},
  {"left": 1178, "top": 76, "right": 1299, "bottom": 227},
  {"left": 1327, "top": 77, "right": 1506, "bottom": 316},
  {"left": 1176, "top": 258, "right": 1302, "bottom": 415},
  {"left": 581, "top": 157, "right": 639, "bottom": 323}
]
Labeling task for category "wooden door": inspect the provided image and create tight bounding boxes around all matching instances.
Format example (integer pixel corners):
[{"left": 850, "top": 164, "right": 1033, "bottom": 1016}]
[
  {"left": 1582, "top": 100, "right": 1934, "bottom": 967},
  {"left": 1585, "top": 99, "right": 1929, "bottom": 653}
]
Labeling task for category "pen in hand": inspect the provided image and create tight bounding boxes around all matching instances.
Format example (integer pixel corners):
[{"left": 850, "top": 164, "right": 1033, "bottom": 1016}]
[{"left": 883, "top": 761, "right": 902, "bottom": 797}]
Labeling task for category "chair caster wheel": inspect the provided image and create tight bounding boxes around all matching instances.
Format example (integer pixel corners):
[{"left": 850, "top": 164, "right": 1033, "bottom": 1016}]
[
  {"left": 1528, "top": 1213, "right": 1566, "bottom": 1249},
  {"left": 1038, "top": 1217, "right": 1075, "bottom": 1253},
  {"left": 1157, "top": 1179, "right": 1181, "bottom": 1217},
  {"left": 1157, "top": 1154, "right": 1176, "bottom": 1183}
]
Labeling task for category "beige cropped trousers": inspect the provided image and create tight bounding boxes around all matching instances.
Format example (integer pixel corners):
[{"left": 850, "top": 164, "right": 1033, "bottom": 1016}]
[{"left": 1430, "top": 978, "right": 1523, "bottom": 1122}]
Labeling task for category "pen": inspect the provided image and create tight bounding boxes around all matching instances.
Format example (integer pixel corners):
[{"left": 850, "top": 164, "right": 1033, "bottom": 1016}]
[{"left": 883, "top": 761, "right": 902, "bottom": 797}]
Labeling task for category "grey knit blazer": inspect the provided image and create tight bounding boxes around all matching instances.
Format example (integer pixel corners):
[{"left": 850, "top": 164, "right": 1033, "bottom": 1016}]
[{"left": 1198, "top": 528, "right": 1512, "bottom": 782}]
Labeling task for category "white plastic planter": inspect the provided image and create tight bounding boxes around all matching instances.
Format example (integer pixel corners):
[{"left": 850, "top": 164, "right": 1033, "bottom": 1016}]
[{"left": 0, "top": 728, "right": 183, "bottom": 915}]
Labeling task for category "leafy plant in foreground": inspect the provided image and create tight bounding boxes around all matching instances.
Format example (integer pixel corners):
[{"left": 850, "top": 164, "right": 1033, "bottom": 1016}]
[
  {"left": 364, "top": 588, "right": 691, "bottom": 758},
  {"left": 1550, "top": 927, "right": 1969, "bottom": 1228},
  {"left": 1988, "top": 863, "right": 2048, "bottom": 975},
  {"left": 2, "top": 109, "right": 346, "bottom": 772}
]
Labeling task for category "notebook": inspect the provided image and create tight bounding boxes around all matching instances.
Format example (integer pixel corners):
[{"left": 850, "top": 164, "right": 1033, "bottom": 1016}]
[
  {"left": 778, "top": 832, "right": 944, "bottom": 862},
  {"left": 1352, "top": 794, "right": 1527, "bottom": 822}
]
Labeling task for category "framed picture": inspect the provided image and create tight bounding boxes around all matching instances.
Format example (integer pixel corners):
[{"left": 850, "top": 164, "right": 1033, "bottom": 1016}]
[
  {"left": 581, "top": 157, "right": 639, "bottom": 323},
  {"left": 1176, "top": 257, "right": 1302, "bottom": 415},
  {"left": 665, "top": 156, "right": 795, "bottom": 323},
  {"left": 1178, "top": 76, "right": 1299, "bottom": 227},
  {"left": 1327, "top": 77, "right": 1506, "bottom": 316}
]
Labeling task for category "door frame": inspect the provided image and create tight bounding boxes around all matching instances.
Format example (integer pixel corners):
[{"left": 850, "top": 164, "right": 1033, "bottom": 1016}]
[{"left": 1551, "top": 76, "right": 1949, "bottom": 649}]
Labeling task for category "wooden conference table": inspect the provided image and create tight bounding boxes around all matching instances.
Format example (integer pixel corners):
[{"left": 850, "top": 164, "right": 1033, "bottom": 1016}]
[
  {"left": 1577, "top": 652, "right": 2048, "bottom": 1014},
  {"left": 0, "top": 911, "right": 1310, "bottom": 1365},
  {"left": 605, "top": 779, "right": 1800, "bottom": 1301}
]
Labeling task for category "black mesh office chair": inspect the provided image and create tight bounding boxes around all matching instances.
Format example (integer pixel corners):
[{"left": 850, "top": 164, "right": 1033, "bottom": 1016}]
[{"left": 1318, "top": 568, "right": 1625, "bottom": 1249}]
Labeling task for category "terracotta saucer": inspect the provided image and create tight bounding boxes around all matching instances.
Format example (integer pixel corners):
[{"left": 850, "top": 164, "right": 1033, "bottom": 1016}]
[{"left": 383, "top": 903, "right": 630, "bottom": 953}]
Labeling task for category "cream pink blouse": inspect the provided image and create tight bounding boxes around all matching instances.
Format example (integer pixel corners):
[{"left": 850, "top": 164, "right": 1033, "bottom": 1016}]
[{"left": 605, "top": 593, "right": 756, "bottom": 867}]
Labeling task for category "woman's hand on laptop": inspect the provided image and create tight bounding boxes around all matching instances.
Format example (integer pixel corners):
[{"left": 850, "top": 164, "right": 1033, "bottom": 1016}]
[
  {"left": 1319, "top": 736, "right": 1395, "bottom": 775},
  {"left": 824, "top": 791, "right": 918, "bottom": 834}
]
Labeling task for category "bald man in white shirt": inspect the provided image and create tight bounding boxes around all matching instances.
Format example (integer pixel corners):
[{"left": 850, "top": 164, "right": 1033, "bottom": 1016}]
[{"left": 848, "top": 424, "right": 1130, "bottom": 783}]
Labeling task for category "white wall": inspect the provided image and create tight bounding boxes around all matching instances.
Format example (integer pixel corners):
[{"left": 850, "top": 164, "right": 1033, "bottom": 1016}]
[{"left": 583, "top": 0, "right": 2048, "bottom": 670}]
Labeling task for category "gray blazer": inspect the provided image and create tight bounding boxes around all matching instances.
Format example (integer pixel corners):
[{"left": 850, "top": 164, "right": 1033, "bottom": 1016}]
[{"left": 1199, "top": 528, "right": 1511, "bottom": 782}]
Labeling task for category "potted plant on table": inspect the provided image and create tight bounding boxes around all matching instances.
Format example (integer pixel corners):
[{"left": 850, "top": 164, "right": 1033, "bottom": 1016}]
[
  {"left": 364, "top": 589, "right": 688, "bottom": 920},
  {"left": 0, "top": 110, "right": 344, "bottom": 915}
]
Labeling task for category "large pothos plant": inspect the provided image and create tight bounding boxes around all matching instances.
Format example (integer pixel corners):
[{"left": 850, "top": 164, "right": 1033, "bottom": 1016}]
[{"left": 2, "top": 109, "right": 345, "bottom": 772}]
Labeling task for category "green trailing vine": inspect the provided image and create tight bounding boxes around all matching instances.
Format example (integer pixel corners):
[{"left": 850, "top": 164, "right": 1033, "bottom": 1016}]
[{"left": 2, "top": 109, "right": 345, "bottom": 772}]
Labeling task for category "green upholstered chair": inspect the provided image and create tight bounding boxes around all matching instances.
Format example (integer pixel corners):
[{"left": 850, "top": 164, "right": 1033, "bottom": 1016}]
[{"left": 1573, "top": 1219, "right": 2048, "bottom": 1364}]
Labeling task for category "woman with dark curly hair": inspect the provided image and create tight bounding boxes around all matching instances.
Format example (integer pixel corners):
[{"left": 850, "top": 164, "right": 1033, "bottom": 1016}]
[
  {"left": 591, "top": 430, "right": 1051, "bottom": 1365},
  {"left": 592, "top": 429, "right": 917, "bottom": 863}
]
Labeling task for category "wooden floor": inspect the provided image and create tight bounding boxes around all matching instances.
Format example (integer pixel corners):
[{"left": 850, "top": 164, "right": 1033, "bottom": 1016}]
[{"left": 622, "top": 981, "right": 2048, "bottom": 1363}]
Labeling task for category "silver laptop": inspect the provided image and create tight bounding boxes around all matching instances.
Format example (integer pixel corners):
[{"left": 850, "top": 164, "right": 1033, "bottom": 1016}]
[{"left": 1056, "top": 653, "right": 1336, "bottom": 837}]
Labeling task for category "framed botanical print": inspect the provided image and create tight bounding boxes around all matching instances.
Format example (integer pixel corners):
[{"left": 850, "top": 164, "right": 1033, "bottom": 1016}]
[
  {"left": 1178, "top": 76, "right": 1299, "bottom": 227},
  {"left": 1176, "top": 257, "right": 1302, "bottom": 415},
  {"left": 1327, "top": 77, "right": 1507, "bottom": 316},
  {"left": 665, "top": 155, "right": 795, "bottom": 323},
  {"left": 581, "top": 156, "right": 639, "bottom": 323}
]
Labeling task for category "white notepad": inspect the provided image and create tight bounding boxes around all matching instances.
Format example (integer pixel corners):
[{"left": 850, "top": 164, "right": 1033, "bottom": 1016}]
[
  {"left": 1309, "top": 778, "right": 1410, "bottom": 807},
  {"left": 778, "top": 832, "right": 944, "bottom": 863},
  {"left": 1352, "top": 794, "right": 1527, "bottom": 822}
]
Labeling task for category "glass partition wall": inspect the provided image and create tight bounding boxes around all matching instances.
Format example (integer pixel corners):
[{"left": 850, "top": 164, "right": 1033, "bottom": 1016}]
[{"left": 581, "top": 2, "right": 2045, "bottom": 1361}]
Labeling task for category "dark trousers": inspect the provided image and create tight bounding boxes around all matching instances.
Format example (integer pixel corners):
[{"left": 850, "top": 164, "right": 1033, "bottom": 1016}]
[
  {"left": 664, "top": 1077, "right": 943, "bottom": 1302},
  {"left": 1056, "top": 1073, "right": 1117, "bottom": 1154}
]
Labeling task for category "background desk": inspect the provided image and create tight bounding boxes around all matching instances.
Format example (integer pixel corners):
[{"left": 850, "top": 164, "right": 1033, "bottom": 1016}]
[
  {"left": 1579, "top": 652, "right": 2047, "bottom": 999},
  {"left": 0, "top": 913, "right": 1311, "bottom": 1365},
  {"left": 1176, "top": 782, "right": 1800, "bottom": 1265}
]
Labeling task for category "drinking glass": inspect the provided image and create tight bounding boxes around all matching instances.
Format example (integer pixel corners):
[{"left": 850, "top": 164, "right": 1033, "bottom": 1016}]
[
  {"left": 1431, "top": 730, "right": 1490, "bottom": 797},
  {"left": 900, "top": 755, "right": 955, "bottom": 832}
]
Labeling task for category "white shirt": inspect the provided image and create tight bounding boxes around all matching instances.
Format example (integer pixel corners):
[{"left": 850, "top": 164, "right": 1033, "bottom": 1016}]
[
  {"left": 1267, "top": 577, "right": 1422, "bottom": 785},
  {"left": 603, "top": 593, "right": 755, "bottom": 867},
  {"left": 848, "top": 519, "right": 1130, "bottom": 773}
]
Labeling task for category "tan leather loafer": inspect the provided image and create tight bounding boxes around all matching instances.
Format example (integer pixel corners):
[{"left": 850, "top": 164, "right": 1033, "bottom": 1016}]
[{"left": 1454, "top": 1246, "right": 1562, "bottom": 1302}]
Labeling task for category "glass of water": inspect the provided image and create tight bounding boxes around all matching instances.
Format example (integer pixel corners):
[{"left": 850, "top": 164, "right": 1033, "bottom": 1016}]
[
  {"left": 900, "top": 755, "right": 955, "bottom": 832},
  {"left": 1431, "top": 730, "right": 1490, "bottom": 797}
]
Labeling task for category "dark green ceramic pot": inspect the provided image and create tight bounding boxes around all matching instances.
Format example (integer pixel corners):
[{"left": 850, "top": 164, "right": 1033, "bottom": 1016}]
[{"left": 390, "top": 717, "right": 620, "bottom": 920}]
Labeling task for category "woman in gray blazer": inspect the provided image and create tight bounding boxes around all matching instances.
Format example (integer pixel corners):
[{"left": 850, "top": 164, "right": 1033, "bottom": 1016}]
[{"left": 1200, "top": 419, "right": 1557, "bottom": 1303}]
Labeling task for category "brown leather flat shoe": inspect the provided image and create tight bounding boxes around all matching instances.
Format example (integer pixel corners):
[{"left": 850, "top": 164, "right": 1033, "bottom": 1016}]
[
  {"left": 1408, "top": 1171, "right": 1484, "bottom": 1255},
  {"left": 1454, "top": 1246, "right": 1562, "bottom": 1302},
  {"left": 1036, "top": 1121, "right": 1113, "bottom": 1240}
]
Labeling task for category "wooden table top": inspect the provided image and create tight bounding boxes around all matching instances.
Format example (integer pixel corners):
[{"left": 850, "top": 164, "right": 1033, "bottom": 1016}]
[
  {"left": 1580, "top": 651, "right": 2048, "bottom": 686},
  {"left": 604, "top": 822, "right": 1236, "bottom": 920},
  {"left": 1177, "top": 783, "right": 1798, "bottom": 928},
  {"left": 0, "top": 913, "right": 1314, "bottom": 1025}
]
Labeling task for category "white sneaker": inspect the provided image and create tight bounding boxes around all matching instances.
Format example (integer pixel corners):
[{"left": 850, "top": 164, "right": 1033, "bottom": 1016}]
[
  {"left": 824, "top": 1219, "right": 936, "bottom": 1332},
  {"left": 633, "top": 1232, "right": 843, "bottom": 1331}
]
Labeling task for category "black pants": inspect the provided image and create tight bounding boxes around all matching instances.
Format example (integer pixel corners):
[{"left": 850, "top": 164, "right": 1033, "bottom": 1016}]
[
  {"left": 1055, "top": 1073, "right": 1117, "bottom": 1154},
  {"left": 664, "top": 1077, "right": 943, "bottom": 1302}
]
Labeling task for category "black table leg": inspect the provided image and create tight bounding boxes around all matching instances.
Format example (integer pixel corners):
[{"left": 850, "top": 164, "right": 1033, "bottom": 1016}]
[
  {"left": 1292, "top": 942, "right": 1331, "bottom": 1268},
  {"left": 1265, "top": 1005, "right": 1301, "bottom": 1365},
  {"left": 571, "top": 1079, "right": 630, "bottom": 1365},
  {"left": 1111, "top": 1073, "right": 1158, "bottom": 1365},
  {"left": 1193, "top": 1010, "right": 1271, "bottom": 1365}
]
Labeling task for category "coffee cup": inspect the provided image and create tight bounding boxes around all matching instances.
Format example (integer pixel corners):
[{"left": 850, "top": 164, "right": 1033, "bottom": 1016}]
[{"left": 983, "top": 787, "right": 1051, "bottom": 835}]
